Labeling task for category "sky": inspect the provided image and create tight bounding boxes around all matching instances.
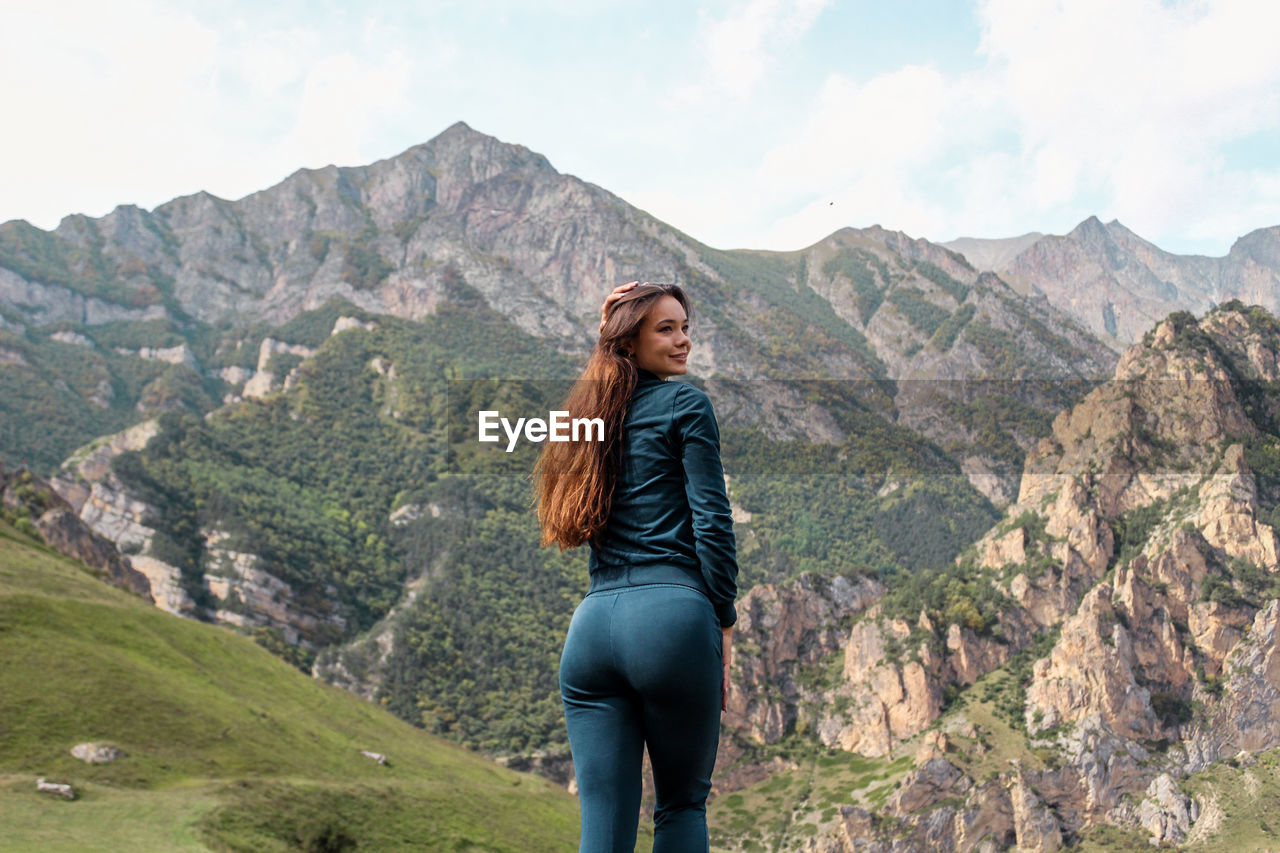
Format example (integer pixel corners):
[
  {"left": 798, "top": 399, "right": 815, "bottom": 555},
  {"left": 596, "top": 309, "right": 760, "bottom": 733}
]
[{"left": 1, "top": 0, "right": 1278, "bottom": 257}]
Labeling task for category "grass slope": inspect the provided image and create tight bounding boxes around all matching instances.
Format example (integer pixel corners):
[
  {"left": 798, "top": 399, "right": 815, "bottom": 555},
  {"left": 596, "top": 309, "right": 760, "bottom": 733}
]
[{"left": 0, "top": 521, "right": 579, "bottom": 851}]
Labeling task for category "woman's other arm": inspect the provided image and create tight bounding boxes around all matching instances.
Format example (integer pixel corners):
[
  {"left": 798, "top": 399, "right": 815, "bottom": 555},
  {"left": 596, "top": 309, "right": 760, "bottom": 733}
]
[
  {"left": 599, "top": 280, "right": 640, "bottom": 330},
  {"left": 722, "top": 626, "right": 733, "bottom": 712}
]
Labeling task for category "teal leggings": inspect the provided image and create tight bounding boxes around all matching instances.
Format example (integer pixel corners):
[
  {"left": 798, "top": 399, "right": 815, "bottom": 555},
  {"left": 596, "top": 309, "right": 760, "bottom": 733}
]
[{"left": 559, "top": 580, "right": 724, "bottom": 853}]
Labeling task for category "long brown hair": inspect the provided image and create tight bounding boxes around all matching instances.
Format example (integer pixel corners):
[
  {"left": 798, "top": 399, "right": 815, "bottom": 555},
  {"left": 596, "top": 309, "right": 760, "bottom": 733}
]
[{"left": 533, "top": 283, "right": 691, "bottom": 549}]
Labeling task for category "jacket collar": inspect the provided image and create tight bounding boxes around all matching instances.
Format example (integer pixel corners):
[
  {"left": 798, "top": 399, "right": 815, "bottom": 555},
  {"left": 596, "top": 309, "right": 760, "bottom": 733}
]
[{"left": 636, "top": 367, "right": 664, "bottom": 386}]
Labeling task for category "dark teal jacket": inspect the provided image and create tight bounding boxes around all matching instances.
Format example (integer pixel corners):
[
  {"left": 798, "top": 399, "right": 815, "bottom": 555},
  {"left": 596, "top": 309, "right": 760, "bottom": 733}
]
[{"left": 588, "top": 367, "right": 739, "bottom": 627}]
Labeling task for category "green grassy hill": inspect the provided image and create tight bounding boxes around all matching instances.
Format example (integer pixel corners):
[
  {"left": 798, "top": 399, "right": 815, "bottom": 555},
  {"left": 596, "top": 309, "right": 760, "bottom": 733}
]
[{"left": 0, "top": 520, "right": 580, "bottom": 852}]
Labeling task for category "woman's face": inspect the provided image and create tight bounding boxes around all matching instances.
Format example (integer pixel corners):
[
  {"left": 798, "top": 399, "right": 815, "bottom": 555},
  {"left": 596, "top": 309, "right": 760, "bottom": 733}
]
[{"left": 631, "top": 294, "right": 690, "bottom": 379}]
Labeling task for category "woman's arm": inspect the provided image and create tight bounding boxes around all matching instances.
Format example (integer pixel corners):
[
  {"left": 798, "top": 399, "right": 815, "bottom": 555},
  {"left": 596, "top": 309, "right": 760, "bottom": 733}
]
[{"left": 673, "top": 383, "right": 739, "bottom": 629}]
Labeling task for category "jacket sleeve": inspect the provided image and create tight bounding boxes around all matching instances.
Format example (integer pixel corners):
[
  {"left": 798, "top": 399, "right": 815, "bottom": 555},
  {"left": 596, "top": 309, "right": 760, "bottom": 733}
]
[{"left": 673, "top": 383, "right": 739, "bottom": 628}]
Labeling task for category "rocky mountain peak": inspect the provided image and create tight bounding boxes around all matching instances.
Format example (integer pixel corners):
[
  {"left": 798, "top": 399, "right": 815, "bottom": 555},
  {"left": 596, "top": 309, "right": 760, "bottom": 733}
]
[
  {"left": 1230, "top": 224, "right": 1280, "bottom": 268},
  {"left": 1068, "top": 214, "right": 1108, "bottom": 239}
]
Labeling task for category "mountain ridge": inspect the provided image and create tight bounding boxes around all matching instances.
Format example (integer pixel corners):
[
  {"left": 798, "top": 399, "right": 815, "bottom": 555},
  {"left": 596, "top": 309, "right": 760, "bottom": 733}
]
[
  {"left": 5, "top": 120, "right": 1276, "bottom": 359},
  {"left": 948, "top": 215, "right": 1280, "bottom": 346}
]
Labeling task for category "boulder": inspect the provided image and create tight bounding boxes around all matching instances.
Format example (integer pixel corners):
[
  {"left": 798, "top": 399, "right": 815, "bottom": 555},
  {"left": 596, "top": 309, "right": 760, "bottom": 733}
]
[
  {"left": 70, "top": 743, "right": 124, "bottom": 764},
  {"left": 36, "top": 778, "right": 76, "bottom": 800}
]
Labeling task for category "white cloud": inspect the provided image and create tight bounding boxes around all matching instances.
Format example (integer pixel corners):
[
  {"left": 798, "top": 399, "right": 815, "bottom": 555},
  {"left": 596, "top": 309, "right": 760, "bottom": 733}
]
[
  {"left": 736, "top": 0, "right": 1280, "bottom": 251},
  {"left": 2, "top": 0, "right": 1276, "bottom": 258},
  {"left": 274, "top": 51, "right": 415, "bottom": 170},
  {"left": 0, "top": 1, "right": 424, "bottom": 228},
  {"left": 758, "top": 65, "right": 958, "bottom": 191},
  {"left": 0, "top": 1, "right": 223, "bottom": 221},
  {"left": 976, "top": 0, "right": 1280, "bottom": 245},
  {"left": 678, "top": 0, "right": 832, "bottom": 100}
]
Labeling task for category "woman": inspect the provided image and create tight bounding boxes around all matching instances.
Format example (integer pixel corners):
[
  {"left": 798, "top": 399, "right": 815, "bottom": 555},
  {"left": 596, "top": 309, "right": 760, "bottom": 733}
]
[{"left": 534, "top": 281, "right": 738, "bottom": 852}]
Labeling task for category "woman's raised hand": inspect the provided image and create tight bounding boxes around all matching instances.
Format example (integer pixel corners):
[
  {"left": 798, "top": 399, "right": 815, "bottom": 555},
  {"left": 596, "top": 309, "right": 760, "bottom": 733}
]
[{"left": 599, "top": 281, "right": 641, "bottom": 332}]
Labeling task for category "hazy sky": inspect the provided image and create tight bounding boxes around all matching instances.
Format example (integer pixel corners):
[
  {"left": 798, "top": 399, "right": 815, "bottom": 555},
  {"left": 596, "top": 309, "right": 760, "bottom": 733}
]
[{"left": 2, "top": 0, "right": 1278, "bottom": 255}]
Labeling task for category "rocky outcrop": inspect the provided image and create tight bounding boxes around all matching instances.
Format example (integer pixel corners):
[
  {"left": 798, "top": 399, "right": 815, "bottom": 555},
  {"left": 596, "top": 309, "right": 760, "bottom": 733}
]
[
  {"left": 1009, "top": 771, "right": 1063, "bottom": 852},
  {"left": 1134, "top": 773, "right": 1199, "bottom": 845},
  {"left": 112, "top": 343, "right": 199, "bottom": 369},
  {"left": 332, "top": 315, "right": 377, "bottom": 335},
  {"left": 794, "top": 306, "right": 1280, "bottom": 853},
  {"left": 0, "top": 462, "right": 151, "bottom": 600},
  {"left": 820, "top": 618, "right": 944, "bottom": 756},
  {"left": 0, "top": 265, "right": 166, "bottom": 327},
  {"left": 203, "top": 525, "right": 346, "bottom": 646},
  {"left": 1025, "top": 585, "right": 1162, "bottom": 740},
  {"left": 1186, "top": 600, "right": 1280, "bottom": 766},
  {"left": 50, "top": 421, "right": 190, "bottom": 613},
  {"left": 1021, "top": 316, "right": 1279, "bottom": 733},
  {"left": 724, "top": 573, "right": 884, "bottom": 746},
  {"left": 887, "top": 758, "right": 971, "bottom": 815},
  {"left": 31, "top": 506, "right": 152, "bottom": 599},
  {"left": 722, "top": 572, "right": 1017, "bottom": 760},
  {"left": 50, "top": 330, "right": 93, "bottom": 347},
  {"left": 945, "top": 623, "right": 1010, "bottom": 686},
  {"left": 48, "top": 418, "right": 354, "bottom": 640},
  {"left": 806, "top": 765, "right": 1067, "bottom": 853},
  {"left": 241, "top": 337, "right": 316, "bottom": 399}
]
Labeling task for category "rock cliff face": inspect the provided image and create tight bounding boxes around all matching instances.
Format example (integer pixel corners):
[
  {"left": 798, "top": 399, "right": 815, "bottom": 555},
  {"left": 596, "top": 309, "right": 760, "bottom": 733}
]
[
  {"left": 724, "top": 304, "right": 1280, "bottom": 851},
  {"left": 725, "top": 573, "right": 885, "bottom": 745},
  {"left": 47, "top": 420, "right": 187, "bottom": 608}
]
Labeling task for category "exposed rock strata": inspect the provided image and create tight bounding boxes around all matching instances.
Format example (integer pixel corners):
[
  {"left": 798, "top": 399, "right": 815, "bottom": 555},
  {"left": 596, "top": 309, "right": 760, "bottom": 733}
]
[{"left": 722, "top": 573, "right": 885, "bottom": 747}]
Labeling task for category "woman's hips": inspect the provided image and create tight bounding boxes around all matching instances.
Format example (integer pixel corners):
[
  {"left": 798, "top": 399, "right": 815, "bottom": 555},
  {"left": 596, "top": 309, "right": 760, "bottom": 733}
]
[{"left": 560, "top": 583, "right": 722, "bottom": 699}]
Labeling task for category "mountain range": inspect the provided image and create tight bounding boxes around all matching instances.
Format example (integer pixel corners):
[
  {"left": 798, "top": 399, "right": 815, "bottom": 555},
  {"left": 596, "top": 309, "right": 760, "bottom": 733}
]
[
  {"left": 4, "top": 120, "right": 1280, "bottom": 851},
  {"left": 944, "top": 217, "right": 1280, "bottom": 346}
]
